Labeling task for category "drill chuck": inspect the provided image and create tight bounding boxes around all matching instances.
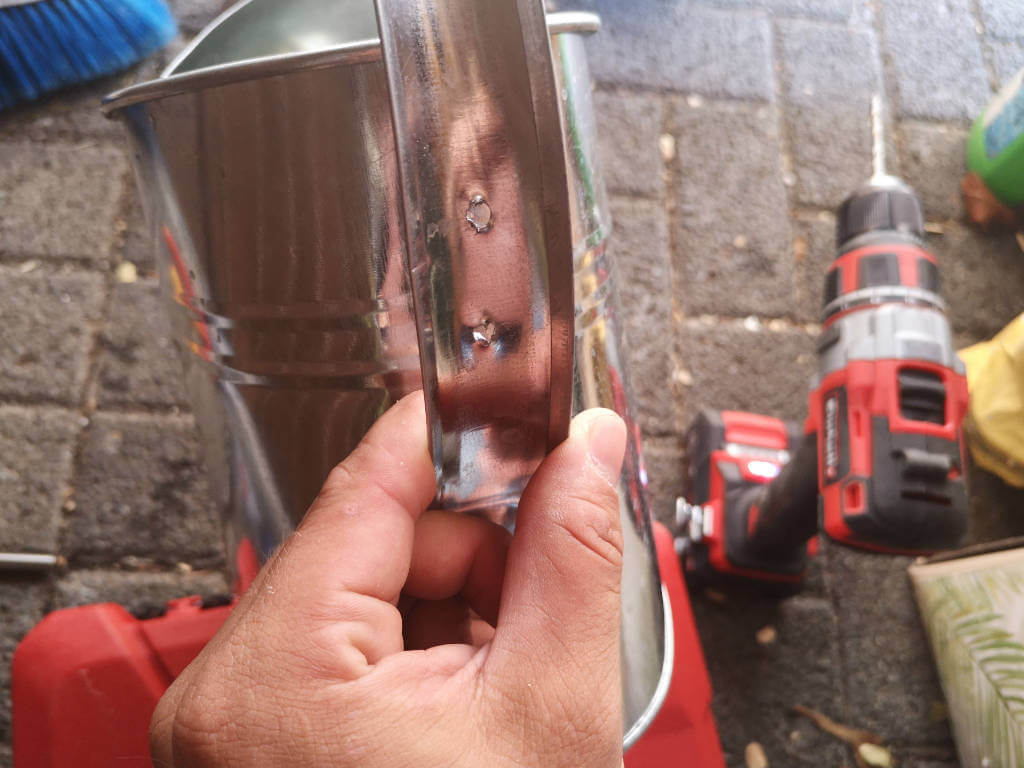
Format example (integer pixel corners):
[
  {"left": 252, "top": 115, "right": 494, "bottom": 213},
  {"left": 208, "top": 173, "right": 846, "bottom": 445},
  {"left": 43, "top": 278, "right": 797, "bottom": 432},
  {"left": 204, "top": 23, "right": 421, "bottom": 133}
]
[
  {"left": 823, "top": 178, "right": 944, "bottom": 322},
  {"left": 835, "top": 178, "right": 926, "bottom": 249}
]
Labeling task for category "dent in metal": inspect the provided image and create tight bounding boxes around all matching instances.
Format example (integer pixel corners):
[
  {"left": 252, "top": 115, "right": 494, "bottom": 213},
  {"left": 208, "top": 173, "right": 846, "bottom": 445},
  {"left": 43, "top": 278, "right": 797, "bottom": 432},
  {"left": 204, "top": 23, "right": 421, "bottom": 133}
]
[{"left": 466, "top": 196, "right": 493, "bottom": 234}]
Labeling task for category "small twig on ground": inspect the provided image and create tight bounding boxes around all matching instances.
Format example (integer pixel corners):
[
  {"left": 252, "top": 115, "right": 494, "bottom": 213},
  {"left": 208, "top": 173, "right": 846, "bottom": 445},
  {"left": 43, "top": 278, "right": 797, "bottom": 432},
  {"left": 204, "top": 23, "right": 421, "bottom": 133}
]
[
  {"left": 792, "top": 705, "right": 881, "bottom": 746},
  {"left": 792, "top": 705, "right": 893, "bottom": 768}
]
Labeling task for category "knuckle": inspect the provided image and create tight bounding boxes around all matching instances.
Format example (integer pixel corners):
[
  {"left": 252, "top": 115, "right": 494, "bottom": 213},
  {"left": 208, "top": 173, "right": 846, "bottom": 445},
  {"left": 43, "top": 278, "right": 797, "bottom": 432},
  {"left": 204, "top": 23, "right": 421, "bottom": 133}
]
[{"left": 299, "top": 593, "right": 403, "bottom": 675}]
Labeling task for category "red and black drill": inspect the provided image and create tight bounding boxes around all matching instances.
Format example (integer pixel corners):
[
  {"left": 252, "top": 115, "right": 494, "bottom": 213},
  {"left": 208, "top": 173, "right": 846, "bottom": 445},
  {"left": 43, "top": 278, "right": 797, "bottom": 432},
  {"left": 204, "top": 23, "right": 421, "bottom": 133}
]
[{"left": 677, "top": 123, "right": 969, "bottom": 585}]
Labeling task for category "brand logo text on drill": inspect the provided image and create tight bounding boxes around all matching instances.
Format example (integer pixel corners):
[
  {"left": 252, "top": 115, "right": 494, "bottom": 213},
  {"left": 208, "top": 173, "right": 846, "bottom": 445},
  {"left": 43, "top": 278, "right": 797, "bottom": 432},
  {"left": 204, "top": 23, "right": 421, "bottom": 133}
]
[{"left": 824, "top": 394, "right": 839, "bottom": 481}]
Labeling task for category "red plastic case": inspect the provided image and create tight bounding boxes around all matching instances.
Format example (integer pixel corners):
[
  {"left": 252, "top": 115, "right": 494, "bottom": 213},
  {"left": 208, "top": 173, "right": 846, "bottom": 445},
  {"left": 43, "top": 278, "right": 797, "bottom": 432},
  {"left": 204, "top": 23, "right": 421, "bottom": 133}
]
[
  {"left": 13, "top": 524, "right": 723, "bottom": 768},
  {"left": 12, "top": 597, "right": 232, "bottom": 767}
]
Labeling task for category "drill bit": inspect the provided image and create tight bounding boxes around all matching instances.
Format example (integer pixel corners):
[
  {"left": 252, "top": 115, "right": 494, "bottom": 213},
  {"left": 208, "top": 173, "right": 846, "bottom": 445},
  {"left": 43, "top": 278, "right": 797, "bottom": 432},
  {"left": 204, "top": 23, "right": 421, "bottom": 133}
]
[{"left": 869, "top": 93, "right": 903, "bottom": 188}]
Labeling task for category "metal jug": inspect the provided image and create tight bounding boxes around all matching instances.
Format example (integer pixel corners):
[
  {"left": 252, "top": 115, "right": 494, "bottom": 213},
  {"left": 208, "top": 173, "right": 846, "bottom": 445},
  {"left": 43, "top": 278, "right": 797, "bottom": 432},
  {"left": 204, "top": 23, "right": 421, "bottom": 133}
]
[{"left": 104, "top": 0, "right": 670, "bottom": 747}]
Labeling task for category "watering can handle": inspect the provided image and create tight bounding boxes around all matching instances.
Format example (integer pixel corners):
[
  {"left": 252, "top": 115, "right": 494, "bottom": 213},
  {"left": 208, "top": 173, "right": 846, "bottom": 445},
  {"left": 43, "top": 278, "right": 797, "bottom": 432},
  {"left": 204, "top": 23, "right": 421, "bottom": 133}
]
[{"left": 372, "top": 0, "right": 575, "bottom": 513}]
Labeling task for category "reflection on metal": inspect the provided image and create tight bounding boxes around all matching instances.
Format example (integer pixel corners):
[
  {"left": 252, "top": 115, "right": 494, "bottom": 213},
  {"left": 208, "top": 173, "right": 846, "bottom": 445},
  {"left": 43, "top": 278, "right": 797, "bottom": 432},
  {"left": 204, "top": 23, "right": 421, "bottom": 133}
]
[
  {"left": 623, "top": 585, "right": 675, "bottom": 751},
  {"left": 374, "top": 0, "right": 575, "bottom": 514},
  {"left": 105, "top": 0, "right": 664, "bottom": 744}
]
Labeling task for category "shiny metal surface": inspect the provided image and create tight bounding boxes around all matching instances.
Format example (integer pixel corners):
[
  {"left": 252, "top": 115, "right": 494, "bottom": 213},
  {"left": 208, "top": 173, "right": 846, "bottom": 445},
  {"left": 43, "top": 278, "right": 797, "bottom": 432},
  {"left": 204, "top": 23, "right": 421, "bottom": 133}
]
[
  {"left": 373, "top": 0, "right": 574, "bottom": 512},
  {"left": 100, "top": 3, "right": 599, "bottom": 111},
  {"left": 624, "top": 585, "right": 674, "bottom": 750},
  {"left": 551, "top": 29, "right": 666, "bottom": 732},
  {"left": 0, "top": 553, "right": 59, "bottom": 572},
  {"left": 105, "top": 0, "right": 664, "bottom": 741}
]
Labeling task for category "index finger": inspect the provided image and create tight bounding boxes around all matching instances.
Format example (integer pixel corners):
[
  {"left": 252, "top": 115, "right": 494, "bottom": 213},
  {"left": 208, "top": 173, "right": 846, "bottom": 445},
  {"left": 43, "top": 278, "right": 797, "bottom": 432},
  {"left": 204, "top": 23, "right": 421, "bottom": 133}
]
[{"left": 270, "top": 390, "right": 437, "bottom": 608}]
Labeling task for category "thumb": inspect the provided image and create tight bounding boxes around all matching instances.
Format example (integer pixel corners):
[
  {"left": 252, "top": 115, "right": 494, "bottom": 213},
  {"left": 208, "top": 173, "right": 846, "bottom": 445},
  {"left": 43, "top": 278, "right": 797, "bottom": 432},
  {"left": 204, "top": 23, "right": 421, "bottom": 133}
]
[{"left": 487, "top": 408, "right": 627, "bottom": 731}]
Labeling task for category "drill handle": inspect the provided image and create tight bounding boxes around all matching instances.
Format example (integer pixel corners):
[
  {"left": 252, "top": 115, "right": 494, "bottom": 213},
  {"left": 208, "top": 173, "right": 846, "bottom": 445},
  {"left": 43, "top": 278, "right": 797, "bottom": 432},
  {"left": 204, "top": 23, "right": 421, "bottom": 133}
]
[{"left": 743, "top": 431, "right": 820, "bottom": 556}]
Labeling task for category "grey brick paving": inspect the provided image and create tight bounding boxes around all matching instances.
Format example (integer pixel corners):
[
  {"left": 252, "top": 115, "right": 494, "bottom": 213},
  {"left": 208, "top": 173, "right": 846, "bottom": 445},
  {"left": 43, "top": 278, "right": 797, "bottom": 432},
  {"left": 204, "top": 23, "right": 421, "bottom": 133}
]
[
  {"left": 898, "top": 121, "right": 969, "bottom": 221},
  {"left": 777, "top": 18, "right": 882, "bottom": 209},
  {"left": 582, "top": 2, "right": 774, "bottom": 100},
  {"left": 639, "top": 435, "right": 686, "bottom": 525},
  {"left": 0, "top": 142, "right": 127, "bottom": 264},
  {"left": 169, "top": 0, "right": 228, "bottom": 35},
  {"left": 671, "top": 100, "right": 795, "bottom": 318},
  {"left": 929, "top": 222, "right": 1024, "bottom": 337},
  {"left": 977, "top": 0, "right": 1024, "bottom": 41},
  {"left": 902, "top": 761, "right": 959, "bottom": 768},
  {"left": 64, "top": 412, "right": 223, "bottom": 569},
  {"left": 826, "top": 542, "right": 954, "bottom": 745},
  {"left": 700, "top": 0, "right": 859, "bottom": 23},
  {"left": 0, "top": 83, "right": 118, "bottom": 143},
  {"left": 790, "top": 210, "right": 835, "bottom": 323},
  {"left": 965, "top": 461, "right": 1024, "bottom": 544},
  {"left": 0, "top": 407, "right": 79, "bottom": 554},
  {"left": 117, "top": 180, "right": 157, "bottom": 274},
  {"left": 611, "top": 196, "right": 675, "bottom": 436},
  {"left": 0, "top": 58, "right": 163, "bottom": 144},
  {"left": 0, "top": 580, "right": 52, "bottom": 746},
  {"left": 690, "top": 593, "right": 848, "bottom": 767},
  {"left": 800, "top": 539, "right": 831, "bottom": 600},
  {"left": 880, "top": 0, "right": 990, "bottom": 122},
  {"left": 0, "top": 267, "right": 105, "bottom": 404},
  {"left": 595, "top": 90, "right": 666, "bottom": 198},
  {"left": 55, "top": 569, "right": 229, "bottom": 615},
  {"left": 95, "top": 281, "right": 188, "bottom": 410},
  {"left": 676, "top": 321, "right": 817, "bottom": 425},
  {"left": 989, "top": 39, "right": 1024, "bottom": 85}
]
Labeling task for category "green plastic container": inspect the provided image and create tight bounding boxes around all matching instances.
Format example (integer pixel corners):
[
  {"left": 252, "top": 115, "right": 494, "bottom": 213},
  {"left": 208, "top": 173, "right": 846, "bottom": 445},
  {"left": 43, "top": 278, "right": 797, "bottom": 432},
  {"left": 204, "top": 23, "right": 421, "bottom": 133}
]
[{"left": 968, "top": 67, "right": 1024, "bottom": 208}]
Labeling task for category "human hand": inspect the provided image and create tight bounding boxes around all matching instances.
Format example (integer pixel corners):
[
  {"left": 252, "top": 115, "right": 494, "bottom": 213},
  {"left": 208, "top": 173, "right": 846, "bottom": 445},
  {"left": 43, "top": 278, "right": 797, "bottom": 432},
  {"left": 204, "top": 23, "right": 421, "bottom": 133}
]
[{"left": 150, "top": 391, "right": 628, "bottom": 767}]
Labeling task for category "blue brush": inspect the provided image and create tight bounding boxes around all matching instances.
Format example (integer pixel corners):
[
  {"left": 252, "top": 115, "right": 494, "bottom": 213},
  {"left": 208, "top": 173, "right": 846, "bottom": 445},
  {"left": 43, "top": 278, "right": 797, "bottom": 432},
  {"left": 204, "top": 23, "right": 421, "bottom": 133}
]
[{"left": 0, "top": 0, "right": 176, "bottom": 110}]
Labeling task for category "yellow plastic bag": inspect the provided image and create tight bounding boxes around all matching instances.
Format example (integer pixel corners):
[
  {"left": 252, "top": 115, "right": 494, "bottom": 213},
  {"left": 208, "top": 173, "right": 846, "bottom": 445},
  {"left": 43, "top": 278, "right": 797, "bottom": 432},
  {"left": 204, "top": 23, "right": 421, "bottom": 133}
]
[{"left": 960, "top": 314, "right": 1024, "bottom": 487}]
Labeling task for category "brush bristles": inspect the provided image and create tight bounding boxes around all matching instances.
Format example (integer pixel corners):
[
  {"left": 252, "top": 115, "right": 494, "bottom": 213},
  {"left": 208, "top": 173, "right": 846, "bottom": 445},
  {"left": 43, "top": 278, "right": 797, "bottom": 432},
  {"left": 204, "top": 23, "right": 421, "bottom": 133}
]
[{"left": 0, "top": 0, "right": 176, "bottom": 109}]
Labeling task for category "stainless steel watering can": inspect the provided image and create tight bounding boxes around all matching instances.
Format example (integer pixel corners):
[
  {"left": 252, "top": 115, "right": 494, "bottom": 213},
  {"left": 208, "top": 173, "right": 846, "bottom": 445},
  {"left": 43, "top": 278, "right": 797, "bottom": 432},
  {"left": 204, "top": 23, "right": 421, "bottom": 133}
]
[{"left": 104, "top": 0, "right": 671, "bottom": 747}]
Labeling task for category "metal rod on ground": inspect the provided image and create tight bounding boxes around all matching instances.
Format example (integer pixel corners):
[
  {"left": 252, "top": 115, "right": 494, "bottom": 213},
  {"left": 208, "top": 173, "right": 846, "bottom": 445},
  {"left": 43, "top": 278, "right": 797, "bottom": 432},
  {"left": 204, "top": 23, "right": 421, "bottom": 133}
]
[{"left": 0, "top": 553, "right": 59, "bottom": 572}]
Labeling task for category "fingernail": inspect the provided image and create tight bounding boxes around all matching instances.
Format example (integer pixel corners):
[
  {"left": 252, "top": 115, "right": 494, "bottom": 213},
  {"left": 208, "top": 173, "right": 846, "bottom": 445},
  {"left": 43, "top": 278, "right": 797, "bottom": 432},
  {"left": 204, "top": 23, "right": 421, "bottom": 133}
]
[{"left": 583, "top": 409, "right": 627, "bottom": 486}]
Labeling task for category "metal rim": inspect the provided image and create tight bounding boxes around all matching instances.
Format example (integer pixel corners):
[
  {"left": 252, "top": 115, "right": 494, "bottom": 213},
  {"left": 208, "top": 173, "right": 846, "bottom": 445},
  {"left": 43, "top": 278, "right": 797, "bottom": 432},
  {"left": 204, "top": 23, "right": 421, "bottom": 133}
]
[
  {"left": 160, "top": 0, "right": 264, "bottom": 77},
  {"left": 101, "top": 11, "right": 599, "bottom": 114},
  {"left": 622, "top": 584, "right": 675, "bottom": 752}
]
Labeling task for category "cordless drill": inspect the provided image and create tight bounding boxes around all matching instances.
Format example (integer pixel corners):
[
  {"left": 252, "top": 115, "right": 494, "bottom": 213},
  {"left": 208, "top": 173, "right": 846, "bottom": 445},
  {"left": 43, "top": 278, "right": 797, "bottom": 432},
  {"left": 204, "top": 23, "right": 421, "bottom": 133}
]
[{"left": 677, "top": 118, "right": 969, "bottom": 585}]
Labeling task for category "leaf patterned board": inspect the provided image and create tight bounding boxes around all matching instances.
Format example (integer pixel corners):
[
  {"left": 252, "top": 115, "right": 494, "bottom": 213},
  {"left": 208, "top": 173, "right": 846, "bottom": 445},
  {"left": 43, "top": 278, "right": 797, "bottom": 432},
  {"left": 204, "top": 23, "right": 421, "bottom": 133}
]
[{"left": 911, "top": 548, "right": 1024, "bottom": 768}]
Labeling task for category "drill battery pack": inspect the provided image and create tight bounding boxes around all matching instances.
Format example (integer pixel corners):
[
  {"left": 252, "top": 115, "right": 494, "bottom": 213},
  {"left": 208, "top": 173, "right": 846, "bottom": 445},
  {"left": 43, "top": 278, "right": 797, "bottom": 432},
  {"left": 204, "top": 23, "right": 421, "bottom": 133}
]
[{"left": 682, "top": 410, "right": 812, "bottom": 585}]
